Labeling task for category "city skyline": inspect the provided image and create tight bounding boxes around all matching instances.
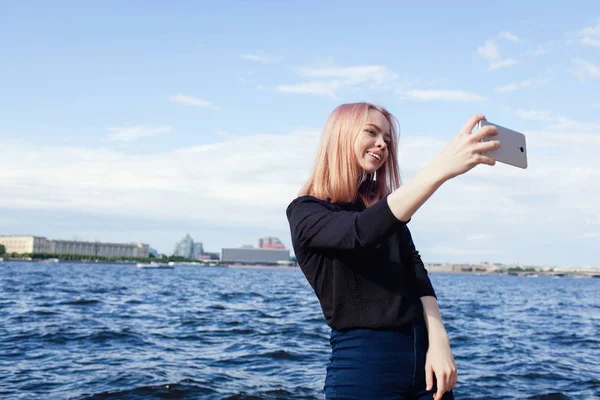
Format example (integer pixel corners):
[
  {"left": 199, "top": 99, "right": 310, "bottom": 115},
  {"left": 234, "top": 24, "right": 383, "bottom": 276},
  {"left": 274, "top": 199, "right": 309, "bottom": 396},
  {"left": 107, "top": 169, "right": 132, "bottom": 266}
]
[
  {"left": 0, "top": 232, "right": 290, "bottom": 258},
  {"left": 1, "top": 2, "right": 599, "bottom": 267},
  {"left": 1, "top": 230, "right": 596, "bottom": 270}
]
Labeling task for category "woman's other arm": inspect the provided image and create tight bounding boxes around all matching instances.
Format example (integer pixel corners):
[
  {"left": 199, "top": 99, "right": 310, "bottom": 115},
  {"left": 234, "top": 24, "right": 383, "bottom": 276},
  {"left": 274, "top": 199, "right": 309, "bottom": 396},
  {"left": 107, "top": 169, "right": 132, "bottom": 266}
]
[{"left": 421, "top": 296, "right": 457, "bottom": 400}]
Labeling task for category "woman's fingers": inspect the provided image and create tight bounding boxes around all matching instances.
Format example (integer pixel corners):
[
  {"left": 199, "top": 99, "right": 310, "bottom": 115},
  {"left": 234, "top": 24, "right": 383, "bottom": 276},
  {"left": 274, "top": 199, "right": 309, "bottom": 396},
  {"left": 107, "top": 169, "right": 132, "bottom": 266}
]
[
  {"left": 451, "top": 371, "right": 458, "bottom": 390},
  {"left": 426, "top": 364, "right": 434, "bottom": 391},
  {"left": 475, "top": 154, "right": 496, "bottom": 166},
  {"left": 433, "top": 364, "right": 458, "bottom": 399},
  {"left": 434, "top": 381, "right": 446, "bottom": 400},
  {"left": 433, "top": 114, "right": 500, "bottom": 181},
  {"left": 460, "top": 114, "right": 486, "bottom": 135},
  {"left": 474, "top": 140, "right": 501, "bottom": 153},
  {"left": 472, "top": 124, "right": 498, "bottom": 142},
  {"left": 448, "top": 366, "right": 458, "bottom": 389}
]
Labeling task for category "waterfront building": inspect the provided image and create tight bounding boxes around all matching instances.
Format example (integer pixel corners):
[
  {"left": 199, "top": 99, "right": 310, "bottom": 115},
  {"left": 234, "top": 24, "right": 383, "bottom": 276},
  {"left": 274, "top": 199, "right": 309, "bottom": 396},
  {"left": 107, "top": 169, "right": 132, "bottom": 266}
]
[
  {"left": 0, "top": 236, "right": 52, "bottom": 254},
  {"left": 51, "top": 240, "right": 149, "bottom": 258},
  {"left": 192, "top": 242, "right": 204, "bottom": 258},
  {"left": 173, "top": 234, "right": 204, "bottom": 259},
  {"left": 0, "top": 235, "right": 149, "bottom": 258},
  {"left": 173, "top": 234, "right": 194, "bottom": 258},
  {"left": 221, "top": 247, "right": 290, "bottom": 265},
  {"left": 258, "top": 236, "right": 286, "bottom": 249},
  {"left": 199, "top": 252, "right": 220, "bottom": 261}
]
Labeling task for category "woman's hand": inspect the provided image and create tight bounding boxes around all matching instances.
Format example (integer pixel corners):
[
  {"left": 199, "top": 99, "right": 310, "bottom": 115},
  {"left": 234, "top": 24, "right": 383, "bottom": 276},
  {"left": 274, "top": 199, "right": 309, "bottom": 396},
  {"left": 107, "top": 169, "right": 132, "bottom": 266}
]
[
  {"left": 428, "top": 114, "right": 500, "bottom": 182},
  {"left": 383, "top": 114, "right": 499, "bottom": 224},
  {"left": 425, "top": 339, "right": 458, "bottom": 400}
]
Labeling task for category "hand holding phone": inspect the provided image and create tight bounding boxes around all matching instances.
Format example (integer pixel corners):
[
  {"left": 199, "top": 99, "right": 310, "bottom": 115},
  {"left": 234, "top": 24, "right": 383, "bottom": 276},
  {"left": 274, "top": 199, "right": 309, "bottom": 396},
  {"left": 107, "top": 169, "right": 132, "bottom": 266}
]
[
  {"left": 430, "top": 115, "right": 527, "bottom": 182},
  {"left": 476, "top": 120, "right": 528, "bottom": 169}
]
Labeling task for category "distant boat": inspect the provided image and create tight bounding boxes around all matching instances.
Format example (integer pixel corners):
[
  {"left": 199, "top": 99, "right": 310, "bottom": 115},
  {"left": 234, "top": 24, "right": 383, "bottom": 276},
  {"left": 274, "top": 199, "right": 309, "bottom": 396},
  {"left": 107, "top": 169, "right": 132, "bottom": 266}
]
[{"left": 136, "top": 262, "right": 174, "bottom": 269}]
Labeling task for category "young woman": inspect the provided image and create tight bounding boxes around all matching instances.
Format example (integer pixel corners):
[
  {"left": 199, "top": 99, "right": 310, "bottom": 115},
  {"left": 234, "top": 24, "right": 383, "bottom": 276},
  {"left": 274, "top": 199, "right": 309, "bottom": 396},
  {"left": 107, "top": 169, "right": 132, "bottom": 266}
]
[{"left": 286, "top": 103, "right": 499, "bottom": 400}]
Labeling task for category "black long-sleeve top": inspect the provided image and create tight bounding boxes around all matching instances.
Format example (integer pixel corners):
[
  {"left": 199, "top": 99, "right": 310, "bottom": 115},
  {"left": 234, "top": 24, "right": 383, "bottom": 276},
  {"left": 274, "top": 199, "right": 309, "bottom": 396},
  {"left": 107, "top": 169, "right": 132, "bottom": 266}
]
[{"left": 286, "top": 194, "right": 436, "bottom": 331}]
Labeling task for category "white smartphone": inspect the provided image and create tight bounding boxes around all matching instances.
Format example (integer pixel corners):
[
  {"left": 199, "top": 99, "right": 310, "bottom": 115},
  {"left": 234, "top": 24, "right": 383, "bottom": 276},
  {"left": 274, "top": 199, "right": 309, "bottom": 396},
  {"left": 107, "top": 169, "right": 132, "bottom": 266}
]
[{"left": 476, "top": 120, "right": 528, "bottom": 169}]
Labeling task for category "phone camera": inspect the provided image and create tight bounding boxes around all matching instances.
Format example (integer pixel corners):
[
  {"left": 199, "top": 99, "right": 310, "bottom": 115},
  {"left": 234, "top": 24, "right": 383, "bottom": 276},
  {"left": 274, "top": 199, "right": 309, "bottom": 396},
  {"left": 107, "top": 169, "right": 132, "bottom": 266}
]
[{"left": 519, "top": 146, "right": 524, "bottom": 152}]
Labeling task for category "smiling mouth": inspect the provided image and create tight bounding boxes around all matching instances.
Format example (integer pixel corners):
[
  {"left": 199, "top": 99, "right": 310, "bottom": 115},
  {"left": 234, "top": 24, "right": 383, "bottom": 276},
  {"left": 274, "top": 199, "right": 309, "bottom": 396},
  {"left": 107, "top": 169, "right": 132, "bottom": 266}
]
[{"left": 367, "top": 152, "right": 381, "bottom": 161}]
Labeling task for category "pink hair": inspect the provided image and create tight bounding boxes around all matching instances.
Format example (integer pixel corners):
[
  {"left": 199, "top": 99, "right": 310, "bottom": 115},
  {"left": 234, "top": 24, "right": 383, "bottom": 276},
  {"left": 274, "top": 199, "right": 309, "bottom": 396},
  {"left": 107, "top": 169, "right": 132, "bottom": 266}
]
[{"left": 299, "top": 102, "right": 402, "bottom": 207}]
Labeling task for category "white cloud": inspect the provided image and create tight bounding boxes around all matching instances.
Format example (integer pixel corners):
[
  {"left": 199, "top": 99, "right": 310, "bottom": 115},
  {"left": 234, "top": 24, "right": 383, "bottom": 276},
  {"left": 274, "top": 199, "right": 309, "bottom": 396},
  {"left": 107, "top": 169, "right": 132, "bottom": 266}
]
[
  {"left": 514, "top": 109, "right": 600, "bottom": 134},
  {"left": 496, "top": 79, "right": 533, "bottom": 93},
  {"left": 514, "top": 110, "right": 600, "bottom": 135},
  {"left": 578, "top": 22, "right": 600, "bottom": 47},
  {"left": 477, "top": 40, "right": 518, "bottom": 70},
  {"left": 543, "top": 121, "right": 600, "bottom": 136},
  {"left": 499, "top": 31, "right": 520, "bottom": 42},
  {"left": 169, "top": 94, "right": 213, "bottom": 107},
  {"left": 276, "top": 64, "right": 398, "bottom": 96},
  {"left": 402, "top": 89, "right": 485, "bottom": 102},
  {"left": 489, "top": 59, "right": 518, "bottom": 70},
  {"left": 1, "top": 120, "right": 599, "bottom": 266},
  {"left": 405, "top": 126, "right": 599, "bottom": 265},
  {"left": 296, "top": 65, "right": 397, "bottom": 83},
  {"left": 466, "top": 233, "right": 492, "bottom": 241},
  {"left": 527, "top": 43, "right": 551, "bottom": 56},
  {"left": 530, "top": 46, "right": 547, "bottom": 56},
  {"left": 107, "top": 125, "right": 172, "bottom": 142},
  {"left": 477, "top": 40, "right": 499, "bottom": 59},
  {"left": 572, "top": 59, "right": 600, "bottom": 81},
  {"left": 276, "top": 81, "right": 343, "bottom": 97},
  {"left": 428, "top": 246, "right": 500, "bottom": 256},
  {"left": 241, "top": 53, "right": 277, "bottom": 64},
  {"left": 428, "top": 246, "right": 470, "bottom": 256},
  {"left": 503, "top": 76, "right": 550, "bottom": 92},
  {"left": 515, "top": 109, "right": 565, "bottom": 122},
  {"left": 0, "top": 129, "right": 320, "bottom": 229}
]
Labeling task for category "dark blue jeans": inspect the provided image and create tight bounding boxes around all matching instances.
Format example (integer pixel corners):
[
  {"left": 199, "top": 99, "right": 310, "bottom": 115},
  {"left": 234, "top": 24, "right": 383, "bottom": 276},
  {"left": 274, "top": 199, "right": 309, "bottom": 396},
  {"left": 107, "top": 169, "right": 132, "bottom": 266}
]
[{"left": 325, "top": 317, "right": 455, "bottom": 399}]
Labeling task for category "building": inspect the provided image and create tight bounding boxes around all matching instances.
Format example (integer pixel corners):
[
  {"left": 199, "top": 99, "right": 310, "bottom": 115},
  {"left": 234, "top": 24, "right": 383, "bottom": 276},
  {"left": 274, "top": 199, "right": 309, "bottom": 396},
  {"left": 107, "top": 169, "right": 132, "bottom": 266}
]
[
  {"left": 173, "top": 234, "right": 194, "bottom": 258},
  {"left": 221, "top": 247, "right": 290, "bottom": 265},
  {"left": 51, "top": 240, "right": 149, "bottom": 258},
  {"left": 173, "top": 233, "right": 204, "bottom": 259},
  {"left": 258, "top": 236, "right": 286, "bottom": 249},
  {"left": 193, "top": 242, "right": 204, "bottom": 258},
  {"left": 173, "top": 234, "right": 204, "bottom": 259},
  {"left": 199, "top": 252, "right": 220, "bottom": 261},
  {"left": 0, "top": 236, "right": 52, "bottom": 254},
  {"left": 0, "top": 235, "right": 149, "bottom": 258}
]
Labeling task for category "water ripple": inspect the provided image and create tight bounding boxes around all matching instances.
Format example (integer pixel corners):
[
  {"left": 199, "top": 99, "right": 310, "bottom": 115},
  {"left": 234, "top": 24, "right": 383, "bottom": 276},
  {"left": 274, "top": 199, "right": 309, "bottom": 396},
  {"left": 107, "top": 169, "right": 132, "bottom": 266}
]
[{"left": 0, "top": 262, "right": 598, "bottom": 399}]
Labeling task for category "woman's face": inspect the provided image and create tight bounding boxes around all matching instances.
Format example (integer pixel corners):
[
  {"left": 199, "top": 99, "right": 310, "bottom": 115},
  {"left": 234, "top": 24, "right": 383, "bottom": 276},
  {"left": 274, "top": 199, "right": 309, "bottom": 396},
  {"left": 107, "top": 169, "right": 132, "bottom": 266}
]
[{"left": 354, "top": 109, "right": 391, "bottom": 174}]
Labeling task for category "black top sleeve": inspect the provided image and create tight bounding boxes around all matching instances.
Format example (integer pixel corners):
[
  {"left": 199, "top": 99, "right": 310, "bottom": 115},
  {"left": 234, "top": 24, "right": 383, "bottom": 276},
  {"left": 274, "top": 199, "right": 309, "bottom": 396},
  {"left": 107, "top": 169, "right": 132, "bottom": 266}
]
[
  {"left": 400, "top": 226, "right": 437, "bottom": 298},
  {"left": 286, "top": 195, "right": 410, "bottom": 250}
]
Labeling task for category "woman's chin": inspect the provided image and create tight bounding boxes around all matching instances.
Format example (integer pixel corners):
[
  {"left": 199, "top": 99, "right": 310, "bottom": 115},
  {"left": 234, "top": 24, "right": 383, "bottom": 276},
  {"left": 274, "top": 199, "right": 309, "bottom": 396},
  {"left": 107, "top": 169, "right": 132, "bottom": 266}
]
[{"left": 364, "top": 163, "right": 383, "bottom": 174}]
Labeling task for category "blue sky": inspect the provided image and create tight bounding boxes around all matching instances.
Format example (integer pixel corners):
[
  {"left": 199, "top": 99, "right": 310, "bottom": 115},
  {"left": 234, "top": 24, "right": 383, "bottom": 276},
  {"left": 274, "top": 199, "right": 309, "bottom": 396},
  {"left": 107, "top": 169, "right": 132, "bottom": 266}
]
[{"left": 1, "top": 1, "right": 599, "bottom": 267}]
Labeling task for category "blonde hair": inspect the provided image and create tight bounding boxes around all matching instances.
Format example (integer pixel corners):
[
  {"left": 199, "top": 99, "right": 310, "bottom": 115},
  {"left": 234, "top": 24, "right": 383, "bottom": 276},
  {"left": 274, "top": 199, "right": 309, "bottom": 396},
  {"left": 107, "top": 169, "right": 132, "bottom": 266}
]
[{"left": 299, "top": 102, "right": 402, "bottom": 207}]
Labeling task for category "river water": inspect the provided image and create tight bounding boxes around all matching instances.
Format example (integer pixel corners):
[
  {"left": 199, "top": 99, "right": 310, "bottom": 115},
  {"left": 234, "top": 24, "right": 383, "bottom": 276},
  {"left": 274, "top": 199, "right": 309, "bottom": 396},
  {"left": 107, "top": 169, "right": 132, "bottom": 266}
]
[{"left": 1, "top": 262, "right": 598, "bottom": 399}]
